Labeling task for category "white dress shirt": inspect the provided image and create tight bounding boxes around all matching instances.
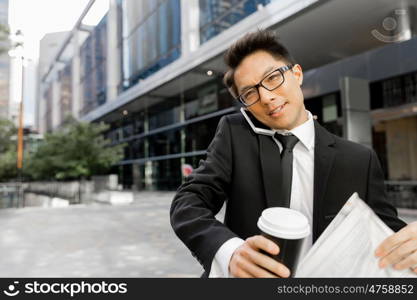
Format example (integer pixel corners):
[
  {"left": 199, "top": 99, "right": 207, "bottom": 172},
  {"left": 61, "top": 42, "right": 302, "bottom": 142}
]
[{"left": 209, "top": 110, "right": 316, "bottom": 277}]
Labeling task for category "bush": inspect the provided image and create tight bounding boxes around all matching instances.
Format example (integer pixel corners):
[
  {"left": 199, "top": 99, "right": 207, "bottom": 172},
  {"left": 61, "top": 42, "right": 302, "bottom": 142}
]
[{"left": 25, "top": 119, "right": 124, "bottom": 181}]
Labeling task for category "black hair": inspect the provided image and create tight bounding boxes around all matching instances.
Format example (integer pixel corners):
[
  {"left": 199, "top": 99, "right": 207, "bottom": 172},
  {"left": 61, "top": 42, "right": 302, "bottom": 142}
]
[{"left": 223, "top": 29, "right": 295, "bottom": 98}]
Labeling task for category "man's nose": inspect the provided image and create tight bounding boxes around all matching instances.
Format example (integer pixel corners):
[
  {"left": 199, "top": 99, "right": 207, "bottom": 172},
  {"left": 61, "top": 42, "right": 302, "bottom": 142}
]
[{"left": 258, "top": 86, "right": 276, "bottom": 104}]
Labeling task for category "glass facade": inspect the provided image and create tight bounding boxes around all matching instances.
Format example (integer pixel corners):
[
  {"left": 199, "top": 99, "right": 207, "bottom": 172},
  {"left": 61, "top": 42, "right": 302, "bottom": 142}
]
[
  {"left": 148, "top": 98, "right": 181, "bottom": 130},
  {"left": 107, "top": 73, "right": 236, "bottom": 189},
  {"left": 185, "top": 116, "right": 222, "bottom": 152},
  {"left": 370, "top": 72, "right": 417, "bottom": 181},
  {"left": 151, "top": 158, "right": 182, "bottom": 190},
  {"left": 116, "top": 0, "right": 124, "bottom": 94},
  {"left": 122, "top": 0, "right": 181, "bottom": 90},
  {"left": 305, "top": 92, "right": 343, "bottom": 137},
  {"left": 148, "top": 129, "right": 182, "bottom": 157},
  {"left": 199, "top": 0, "right": 272, "bottom": 44},
  {"left": 370, "top": 71, "right": 417, "bottom": 186},
  {"left": 58, "top": 63, "right": 72, "bottom": 122},
  {"left": 44, "top": 83, "right": 53, "bottom": 132},
  {"left": 184, "top": 84, "right": 218, "bottom": 120},
  {"left": 80, "top": 15, "right": 108, "bottom": 116},
  {"left": 370, "top": 71, "right": 417, "bottom": 110},
  {"left": 40, "top": 0, "right": 294, "bottom": 190},
  {"left": 37, "top": 0, "right": 417, "bottom": 204}
]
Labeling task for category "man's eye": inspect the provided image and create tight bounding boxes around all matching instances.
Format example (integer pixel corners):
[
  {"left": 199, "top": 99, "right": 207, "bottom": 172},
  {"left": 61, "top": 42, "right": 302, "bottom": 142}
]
[
  {"left": 244, "top": 89, "right": 256, "bottom": 97},
  {"left": 266, "top": 74, "right": 280, "bottom": 81}
]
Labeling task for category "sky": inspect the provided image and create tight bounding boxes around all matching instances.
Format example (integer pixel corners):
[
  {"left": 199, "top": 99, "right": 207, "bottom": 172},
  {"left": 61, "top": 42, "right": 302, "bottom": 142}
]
[
  {"left": 8, "top": 0, "right": 109, "bottom": 127},
  {"left": 9, "top": 0, "right": 109, "bottom": 59}
]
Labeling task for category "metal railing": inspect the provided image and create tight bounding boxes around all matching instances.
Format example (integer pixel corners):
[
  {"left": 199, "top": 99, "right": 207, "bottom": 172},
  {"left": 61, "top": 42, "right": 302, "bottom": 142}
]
[
  {"left": 24, "top": 181, "right": 94, "bottom": 205},
  {"left": 0, "top": 184, "right": 20, "bottom": 209},
  {"left": 1, "top": 180, "right": 416, "bottom": 210}
]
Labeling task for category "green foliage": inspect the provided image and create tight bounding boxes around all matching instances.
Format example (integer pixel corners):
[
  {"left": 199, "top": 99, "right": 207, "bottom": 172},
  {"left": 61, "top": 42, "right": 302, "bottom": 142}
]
[
  {"left": 0, "top": 25, "right": 24, "bottom": 55},
  {"left": 0, "top": 117, "right": 124, "bottom": 182},
  {"left": 0, "top": 147, "right": 17, "bottom": 179},
  {"left": 0, "top": 23, "right": 10, "bottom": 55},
  {"left": 0, "top": 118, "right": 16, "bottom": 152},
  {"left": 26, "top": 119, "right": 124, "bottom": 181},
  {"left": 0, "top": 119, "right": 18, "bottom": 180}
]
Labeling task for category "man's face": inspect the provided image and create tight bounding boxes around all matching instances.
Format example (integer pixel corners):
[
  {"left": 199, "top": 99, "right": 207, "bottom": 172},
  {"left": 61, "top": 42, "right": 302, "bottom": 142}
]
[{"left": 234, "top": 50, "right": 307, "bottom": 130}]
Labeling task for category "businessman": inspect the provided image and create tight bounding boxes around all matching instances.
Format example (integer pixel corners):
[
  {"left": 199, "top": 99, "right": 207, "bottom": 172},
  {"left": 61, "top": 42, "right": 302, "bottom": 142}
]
[{"left": 170, "top": 30, "right": 417, "bottom": 278}]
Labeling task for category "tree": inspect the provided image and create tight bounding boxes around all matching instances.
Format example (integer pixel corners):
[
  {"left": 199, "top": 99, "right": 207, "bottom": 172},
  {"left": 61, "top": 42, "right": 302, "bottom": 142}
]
[
  {"left": 26, "top": 119, "right": 124, "bottom": 181},
  {"left": 0, "top": 118, "right": 16, "bottom": 152},
  {"left": 0, "top": 118, "right": 19, "bottom": 181},
  {"left": 0, "top": 23, "right": 10, "bottom": 55},
  {"left": 0, "top": 25, "right": 24, "bottom": 55}
]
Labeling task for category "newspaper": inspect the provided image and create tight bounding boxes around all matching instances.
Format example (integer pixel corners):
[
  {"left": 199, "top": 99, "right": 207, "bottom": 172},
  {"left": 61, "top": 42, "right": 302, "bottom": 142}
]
[{"left": 295, "top": 193, "right": 417, "bottom": 277}]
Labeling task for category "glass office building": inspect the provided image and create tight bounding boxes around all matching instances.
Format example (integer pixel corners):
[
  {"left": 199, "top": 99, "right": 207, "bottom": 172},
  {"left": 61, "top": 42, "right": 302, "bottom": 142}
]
[
  {"left": 108, "top": 75, "right": 234, "bottom": 190},
  {"left": 121, "top": 0, "right": 181, "bottom": 90},
  {"left": 38, "top": 0, "right": 417, "bottom": 205},
  {"left": 80, "top": 15, "right": 108, "bottom": 116},
  {"left": 0, "top": 0, "right": 9, "bottom": 120},
  {"left": 199, "top": 0, "right": 273, "bottom": 43},
  {"left": 58, "top": 63, "right": 73, "bottom": 122},
  {"left": 43, "top": 83, "right": 53, "bottom": 133}
]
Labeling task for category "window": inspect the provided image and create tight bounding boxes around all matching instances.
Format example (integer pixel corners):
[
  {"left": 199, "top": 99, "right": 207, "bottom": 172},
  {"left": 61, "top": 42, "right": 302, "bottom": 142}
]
[
  {"left": 122, "top": 0, "right": 181, "bottom": 90},
  {"left": 305, "top": 92, "right": 342, "bottom": 137},
  {"left": 79, "top": 14, "right": 108, "bottom": 116},
  {"left": 148, "top": 129, "right": 182, "bottom": 157},
  {"left": 185, "top": 117, "right": 221, "bottom": 152},
  {"left": 370, "top": 71, "right": 417, "bottom": 109},
  {"left": 59, "top": 63, "right": 72, "bottom": 122},
  {"left": 199, "top": 0, "right": 271, "bottom": 44}
]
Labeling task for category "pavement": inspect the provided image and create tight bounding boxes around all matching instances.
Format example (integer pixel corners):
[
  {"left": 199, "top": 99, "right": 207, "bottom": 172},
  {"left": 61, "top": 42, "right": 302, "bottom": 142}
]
[
  {"left": 0, "top": 191, "right": 415, "bottom": 277},
  {"left": 0, "top": 192, "right": 202, "bottom": 277}
]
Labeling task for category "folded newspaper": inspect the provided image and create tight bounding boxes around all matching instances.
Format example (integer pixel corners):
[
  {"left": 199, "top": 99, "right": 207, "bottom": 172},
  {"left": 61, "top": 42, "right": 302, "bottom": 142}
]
[{"left": 295, "top": 193, "right": 417, "bottom": 277}]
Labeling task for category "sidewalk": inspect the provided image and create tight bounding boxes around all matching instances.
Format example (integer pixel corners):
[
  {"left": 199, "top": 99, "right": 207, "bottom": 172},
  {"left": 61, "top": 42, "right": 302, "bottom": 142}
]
[
  {"left": 0, "top": 191, "right": 202, "bottom": 277},
  {"left": 0, "top": 190, "right": 415, "bottom": 277}
]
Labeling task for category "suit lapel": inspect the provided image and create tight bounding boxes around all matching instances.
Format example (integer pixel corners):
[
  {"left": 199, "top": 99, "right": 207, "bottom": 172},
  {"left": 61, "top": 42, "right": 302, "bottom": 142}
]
[
  {"left": 258, "top": 134, "right": 282, "bottom": 208},
  {"left": 312, "top": 121, "right": 336, "bottom": 242}
]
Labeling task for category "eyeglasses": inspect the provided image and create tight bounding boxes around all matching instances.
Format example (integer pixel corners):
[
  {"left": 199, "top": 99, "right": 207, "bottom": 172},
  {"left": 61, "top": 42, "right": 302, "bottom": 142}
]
[{"left": 237, "top": 64, "right": 293, "bottom": 107}]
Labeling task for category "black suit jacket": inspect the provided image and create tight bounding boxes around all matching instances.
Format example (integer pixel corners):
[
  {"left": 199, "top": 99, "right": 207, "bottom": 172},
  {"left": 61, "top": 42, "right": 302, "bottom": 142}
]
[{"left": 170, "top": 112, "right": 406, "bottom": 277}]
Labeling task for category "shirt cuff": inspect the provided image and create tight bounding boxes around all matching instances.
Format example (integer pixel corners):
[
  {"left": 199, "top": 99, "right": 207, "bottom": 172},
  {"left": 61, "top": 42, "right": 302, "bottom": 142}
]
[{"left": 208, "top": 237, "right": 245, "bottom": 278}]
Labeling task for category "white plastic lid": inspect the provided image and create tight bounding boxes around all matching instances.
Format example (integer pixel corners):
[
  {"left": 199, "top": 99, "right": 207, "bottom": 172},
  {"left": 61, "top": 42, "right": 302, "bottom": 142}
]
[{"left": 257, "top": 207, "right": 310, "bottom": 240}]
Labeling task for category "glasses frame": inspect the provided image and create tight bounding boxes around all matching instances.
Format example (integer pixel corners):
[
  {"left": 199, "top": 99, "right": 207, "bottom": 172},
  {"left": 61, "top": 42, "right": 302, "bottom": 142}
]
[{"left": 237, "top": 64, "right": 293, "bottom": 107}]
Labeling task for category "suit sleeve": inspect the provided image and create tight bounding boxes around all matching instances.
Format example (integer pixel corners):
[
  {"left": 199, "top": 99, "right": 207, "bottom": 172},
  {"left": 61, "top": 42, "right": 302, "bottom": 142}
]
[
  {"left": 170, "top": 116, "right": 239, "bottom": 274},
  {"left": 366, "top": 149, "right": 407, "bottom": 232}
]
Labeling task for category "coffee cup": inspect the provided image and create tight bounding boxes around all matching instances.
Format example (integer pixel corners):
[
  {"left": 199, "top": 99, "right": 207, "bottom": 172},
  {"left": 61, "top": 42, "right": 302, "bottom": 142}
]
[{"left": 257, "top": 207, "right": 310, "bottom": 277}]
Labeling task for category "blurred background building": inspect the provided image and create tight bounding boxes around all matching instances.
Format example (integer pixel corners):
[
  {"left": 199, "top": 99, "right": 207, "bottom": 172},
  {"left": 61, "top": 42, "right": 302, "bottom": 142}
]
[
  {"left": 0, "top": 0, "right": 10, "bottom": 120},
  {"left": 36, "top": 31, "right": 69, "bottom": 133},
  {"left": 36, "top": 0, "right": 417, "bottom": 205}
]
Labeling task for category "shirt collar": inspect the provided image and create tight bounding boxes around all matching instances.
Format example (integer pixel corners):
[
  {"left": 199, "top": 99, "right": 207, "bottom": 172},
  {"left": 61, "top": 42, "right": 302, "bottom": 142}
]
[{"left": 274, "top": 110, "right": 315, "bottom": 151}]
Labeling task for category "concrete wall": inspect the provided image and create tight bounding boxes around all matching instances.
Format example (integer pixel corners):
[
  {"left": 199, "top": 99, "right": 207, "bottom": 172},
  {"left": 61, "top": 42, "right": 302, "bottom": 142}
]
[
  {"left": 24, "top": 180, "right": 94, "bottom": 205},
  {"left": 22, "top": 175, "right": 126, "bottom": 207},
  {"left": 340, "top": 77, "right": 372, "bottom": 148}
]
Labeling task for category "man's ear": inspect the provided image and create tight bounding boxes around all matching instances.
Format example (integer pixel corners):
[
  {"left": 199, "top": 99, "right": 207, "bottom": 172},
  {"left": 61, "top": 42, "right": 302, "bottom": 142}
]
[{"left": 292, "top": 64, "right": 303, "bottom": 86}]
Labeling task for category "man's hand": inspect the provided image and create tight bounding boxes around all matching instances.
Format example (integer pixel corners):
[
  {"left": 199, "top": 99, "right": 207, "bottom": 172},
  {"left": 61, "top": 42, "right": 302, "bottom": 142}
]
[
  {"left": 229, "top": 235, "right": 290, "bottom": 278},
  {"left": 375, "top": 221, "right": 417, "bottom": 273}
]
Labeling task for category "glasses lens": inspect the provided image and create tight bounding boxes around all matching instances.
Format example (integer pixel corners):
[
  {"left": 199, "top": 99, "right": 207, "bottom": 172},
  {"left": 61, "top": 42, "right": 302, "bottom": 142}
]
[
  {"left": 262, "top": 70, "right": 284, "bottom": 90},
  {"left": 241, "top": 88, "right": 259, "bottom": 106}
]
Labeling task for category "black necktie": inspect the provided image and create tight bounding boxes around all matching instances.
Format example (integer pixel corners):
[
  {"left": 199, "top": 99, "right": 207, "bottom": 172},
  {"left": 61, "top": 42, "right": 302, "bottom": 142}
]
[{"left": 274, "top": 133, "right": 299, "bottom": 207}]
